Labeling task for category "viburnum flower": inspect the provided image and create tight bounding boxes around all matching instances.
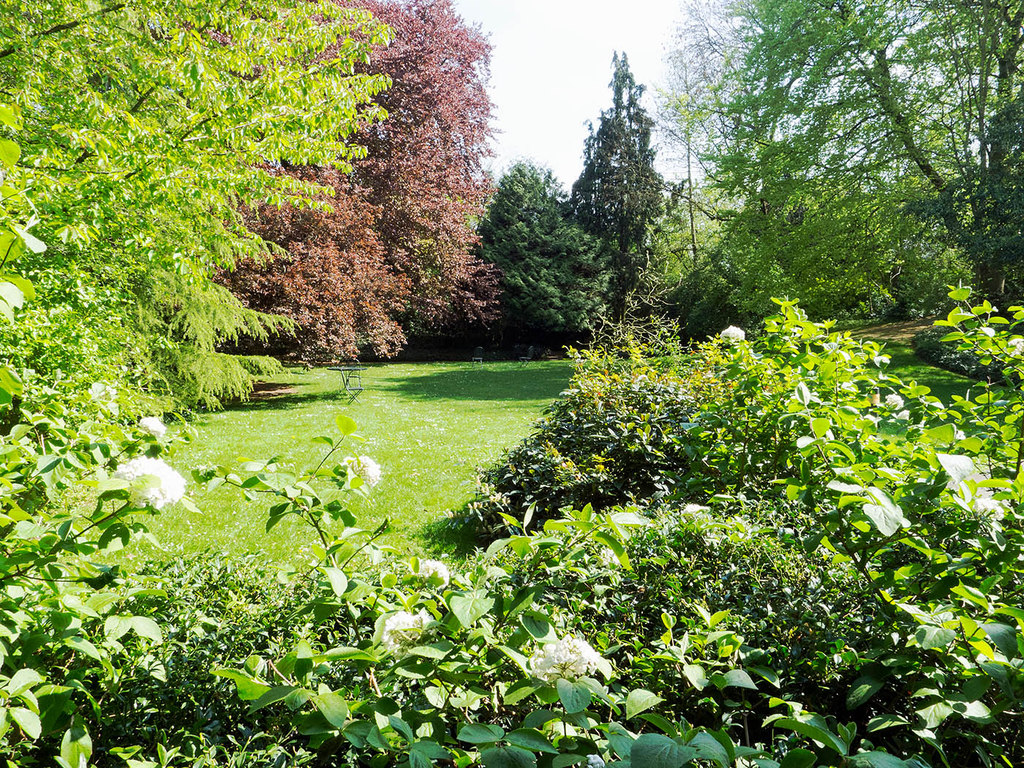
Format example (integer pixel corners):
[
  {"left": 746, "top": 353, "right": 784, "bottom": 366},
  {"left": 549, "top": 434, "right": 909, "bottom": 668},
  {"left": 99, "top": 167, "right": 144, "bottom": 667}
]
[
  {"left": 113, "top": 456, "right": 186, "bottom": 510},
  {"left": 885, "top": 394, "right": 904, "bottom": 409},
  {"left": 417, "top": 559, "right": 450, "bottom": 586},
  {"left": 380, "top": 610, "right": 431, "bottom": 653},
  {"left": 719, "top": 325, "right": 745, "bottom": 342},
  {"left": 346, "top": 456, "right": 382, "bottom": 488},
  {"left": 138, "top": 416, "right": 167, "bottom": 439},
  {"left": 530, "top": 635, "right": 604, "bottom": 681}
]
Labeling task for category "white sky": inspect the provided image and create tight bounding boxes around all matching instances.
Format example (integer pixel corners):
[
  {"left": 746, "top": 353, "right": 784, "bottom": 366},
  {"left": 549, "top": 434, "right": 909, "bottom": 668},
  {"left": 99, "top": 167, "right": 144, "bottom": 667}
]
[{"left": 450, "top": 0, "right": 684, "bottom": 190}]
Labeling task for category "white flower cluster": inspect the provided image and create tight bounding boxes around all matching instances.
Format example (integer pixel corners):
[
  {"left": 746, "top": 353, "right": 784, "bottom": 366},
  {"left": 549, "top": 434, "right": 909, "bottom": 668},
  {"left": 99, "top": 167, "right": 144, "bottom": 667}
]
[
  {"left": 1008, "top": 337, "right": 1024, "bottom": 355},
  {"left": 529, "top": 635, "right": 603, "bottom": 682},
  {"left": 719, "top": 325, "right": 745, "bottom": 342},
  {"left": 417, "top": 559, "right": 450, "bottom": 586},
  {"left": 973, "top": 495, "right": 1007, "bottom": 519},
  {"left": 381, "top": 610, "right": 431, "bottom": 653},
  {"left": 586, "top": 756, "right": 606, "bottom": 768},
  {"left": 346, "top": 455, "right": 382, "bottom": 488},
  {"left": 113, "top": 456, "right": 186, "bottom": 510},
  {"left": 138, "top": 416, "right": 167, "bottom": 439},
  {"left": 885, "top": 394, "right": 904, "bottom": 409}
]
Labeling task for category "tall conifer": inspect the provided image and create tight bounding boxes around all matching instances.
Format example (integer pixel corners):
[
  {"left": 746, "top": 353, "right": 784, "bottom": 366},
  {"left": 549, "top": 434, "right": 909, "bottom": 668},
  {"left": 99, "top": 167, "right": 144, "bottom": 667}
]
[{"left": 570, "top": 53, "right": 664, "bottom": 316}]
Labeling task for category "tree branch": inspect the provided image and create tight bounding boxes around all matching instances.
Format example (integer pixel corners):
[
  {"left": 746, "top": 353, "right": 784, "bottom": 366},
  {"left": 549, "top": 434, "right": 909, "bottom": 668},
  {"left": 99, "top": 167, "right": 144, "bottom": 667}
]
[{"left": 0, "top": 3, "right": 128, "bottom": 60}]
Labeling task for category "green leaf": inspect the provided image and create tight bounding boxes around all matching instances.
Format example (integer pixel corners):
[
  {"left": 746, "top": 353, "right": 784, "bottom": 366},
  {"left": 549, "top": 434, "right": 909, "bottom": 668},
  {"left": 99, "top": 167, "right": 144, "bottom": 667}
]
[
  {"left": 0, "top": 105, "right": 19, "bottom": 128},
  {"left": 779, "top": 749, "right": 817, "bottom": 768},
  {"left": 60, "top": 723, "right": 93, "bottom": 768},
  {"left": 311, "top": 691, "right": 348, "bottom": 728},
  {"left": 722, "top": 669, "right": 757, "bottom": 690},
  {"left": 937, "top": 453, "right": 975, "bottom": 485},
  {"left": 457, "top": 723, "right": 505, "bottom": 744},
  {"left": 981, "top": 623, "right": 1018, "bottom": 659},
  {"left": 481, "top": 746, "right": 537, "bottom": 768},
  {"left": 847, "top": 675, "right": 884, "bottom": 709},
  {"left": 10, "top": 707, "right": 40, "bottom": 739},
  {"left": 862, "top": 488, "right": 909, "bottom": 537},
  {"left": 626, "top": 688, "right": 664, "bottom": 719},
  {"left": 521, "top": 613, "right": 557, "bottom": 642},
  {"left": 630, "top": 733, "right": 698, "bottom": 767},
  {"left": 556, "top": 678, "right": 592, "bottom": 713},
  {"left": 12, "top": 226, "right": 45, "bottom": 254},
  {"left": 848, "top": 751, "right": 910, "bottom": 767},
  {"left": 6, "top": 669, "right": 43, "bottom": 696},
  {"left": 0, "top": 365, "right": 22, "bottom": 404},
  {"left": 250, "top": 685, "right": 301, "bottom": 712},
  {"left": 506, "top": 728, "right": 557, "bottom": 754},
  {"left": 212, "top": 669, "right": 271, "bottom": 701},
  {"left": 683, "top": 664, "right": 708, "bottom": 690},
  {"left": 690, "top": 732, "right": 732, "bottom": 767},
  {"left": 772, "top": 716, "right": 848, "bottom": 755},
  {"left": 810, "top": 417, "right": 831, "bottom": 438},
  {"left": 449, "top": 591, "right": 494, "bottom": 628},
  {"left": 335, "top": 414, "right": 357, "bottom": 435},
  {"left": 915, "top": 625, "right": 955, "bottom": 650},
  {"left": 323, "top": 567, "right": 348, "bottom": 597},
  {"left": 0, "top": 138, "right": 19, "bottom": 169},
  {"left": 129, "top": 616, "right": 163, "bottom": 644}
]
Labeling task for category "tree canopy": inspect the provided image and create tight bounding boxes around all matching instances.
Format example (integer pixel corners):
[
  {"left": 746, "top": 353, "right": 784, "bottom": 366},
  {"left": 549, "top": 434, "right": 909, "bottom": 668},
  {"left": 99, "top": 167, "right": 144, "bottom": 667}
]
[
  {"left": 662, "top": 0, "right": 1024, "bottom": 321},
  {"left": 570, "top": 53, "right": 664, "bottom": 316},
  {"left": 222, "top": 0, "right": 499, "bottom": 361},
  {"left": 477, "top": 162, "right": 607, "bottom": 337}
]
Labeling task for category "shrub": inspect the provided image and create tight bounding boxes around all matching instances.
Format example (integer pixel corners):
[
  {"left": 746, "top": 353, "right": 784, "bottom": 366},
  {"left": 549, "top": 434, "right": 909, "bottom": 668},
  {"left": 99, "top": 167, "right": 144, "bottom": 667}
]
[{"left": 913, "top": 325, "right": 1003, "bottom": 380}]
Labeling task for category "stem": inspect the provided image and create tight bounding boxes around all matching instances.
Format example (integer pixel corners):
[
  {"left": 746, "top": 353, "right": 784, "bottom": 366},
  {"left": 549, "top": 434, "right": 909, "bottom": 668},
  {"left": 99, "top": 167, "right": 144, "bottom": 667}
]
[{"left": 0, "top": 4, "right": 128, "bottom": 60}]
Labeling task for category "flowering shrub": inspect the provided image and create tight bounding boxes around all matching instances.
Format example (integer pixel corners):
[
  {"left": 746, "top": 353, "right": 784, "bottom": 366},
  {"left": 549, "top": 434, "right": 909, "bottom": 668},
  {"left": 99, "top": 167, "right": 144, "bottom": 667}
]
[{"left": 462, "top": 294, "right": 1024, "bottom": 765}]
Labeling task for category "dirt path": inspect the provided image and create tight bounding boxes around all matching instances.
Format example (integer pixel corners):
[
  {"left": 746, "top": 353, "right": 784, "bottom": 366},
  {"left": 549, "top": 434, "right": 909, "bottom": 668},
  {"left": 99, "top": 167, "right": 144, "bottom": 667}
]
[{"left": 851, "top": 318, "right": 937, "bottom": 344}]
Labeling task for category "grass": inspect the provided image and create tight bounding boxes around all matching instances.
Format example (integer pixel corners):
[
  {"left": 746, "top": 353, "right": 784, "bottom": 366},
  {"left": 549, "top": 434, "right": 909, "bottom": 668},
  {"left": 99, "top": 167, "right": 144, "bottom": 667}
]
[
  {"left": 138, "top": 361, "right": 573, "bottom": 566},
  {"left": 880, "top": 341, "right": 977, "bottom": 402},
  {"left": 850, "top": 321, "right": 977, "bottom": 402}
]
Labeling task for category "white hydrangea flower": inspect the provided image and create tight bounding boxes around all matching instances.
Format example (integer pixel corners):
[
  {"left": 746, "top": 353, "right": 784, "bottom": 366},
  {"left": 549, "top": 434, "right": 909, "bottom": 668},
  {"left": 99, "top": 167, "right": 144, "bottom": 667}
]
[
  {"left": 885, "top": 394, "right": 904, "bottom": 409},
  {"left": 90, "top": 382, "right": 116, "bottom": 401},
  {"left": 719, "top": 325, "right": 745, "bottom": 342},
  {"left": 1008, "top": 337, "right": 1024, "bottom": 355},
  {"left": 417, "top": 559, "right": 450, "bottom": 586},
  {"left": 381, "top": 610, "right": 431, "bottom": 653},
  {"left": 113, "top": 456, "right": 186, "bottom": 510},
  {"left": 346, "top": 455, "right": 382, "bottom": 488},
  {"left": 974, "top": 496, "right": 1006, "bottom": 519},
  {"left": 530, "top": 635, "right": 603, "bottom": 681},
  {"left": 586, "top": 756, "right": 606, "bottom": 768},
  {"left": 138, "top": 416, "right": 167, "bottom": 439}
]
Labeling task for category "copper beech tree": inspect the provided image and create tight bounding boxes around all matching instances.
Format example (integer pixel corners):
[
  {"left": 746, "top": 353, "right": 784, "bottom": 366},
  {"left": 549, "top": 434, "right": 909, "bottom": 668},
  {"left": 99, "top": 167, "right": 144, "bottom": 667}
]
[{"left": 221, "top": 0, "right": 499, "bottom": 362}]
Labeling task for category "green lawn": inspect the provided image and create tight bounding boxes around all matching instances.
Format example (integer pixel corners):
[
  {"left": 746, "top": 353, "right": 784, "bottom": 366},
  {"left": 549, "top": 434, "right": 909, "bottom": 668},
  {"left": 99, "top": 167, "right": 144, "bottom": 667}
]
[
  {"left": 138, "top": 361, "right": 573, "bottom": 565},
  {"left": 880, "top": 341, "right": 977, "bottom": 403}
]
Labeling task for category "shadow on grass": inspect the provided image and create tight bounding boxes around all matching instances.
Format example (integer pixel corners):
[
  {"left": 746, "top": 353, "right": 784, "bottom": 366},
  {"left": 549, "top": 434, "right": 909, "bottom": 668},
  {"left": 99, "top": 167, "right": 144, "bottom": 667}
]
[
  {"left": 417, "top": 513, "right": 485, "bottom": 559},
  {"left": 221, "top": 386, "right": 352, "bottom": 413},
  {"left": 379, "top": 363, "right": 572, "bottom": 402}
]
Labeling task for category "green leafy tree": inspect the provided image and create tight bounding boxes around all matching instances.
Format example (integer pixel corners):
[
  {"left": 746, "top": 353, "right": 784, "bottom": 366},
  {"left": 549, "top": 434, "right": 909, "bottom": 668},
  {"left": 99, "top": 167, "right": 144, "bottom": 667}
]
[
  {"left": 570, "top": 53, "right": 664, "bottom": 317},
  {"left": 478, "top": 162, "right": 607, "bottom": 337},
  {"left": 0, "top": 0, "right": 392, "bottom": 406},
  {"left": 686, "top": 0, "right": 1024, "bottom": 309}
]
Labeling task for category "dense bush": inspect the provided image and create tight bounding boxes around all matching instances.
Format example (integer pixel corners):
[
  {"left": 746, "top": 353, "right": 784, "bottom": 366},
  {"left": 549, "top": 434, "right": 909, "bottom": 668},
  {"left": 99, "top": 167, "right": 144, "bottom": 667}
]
[
  {"left": 460, "top": 296, "right": 1024, "bottom": 765},
  {"left": 913, "top": 325, "right": 1003, "bottom": 381}
]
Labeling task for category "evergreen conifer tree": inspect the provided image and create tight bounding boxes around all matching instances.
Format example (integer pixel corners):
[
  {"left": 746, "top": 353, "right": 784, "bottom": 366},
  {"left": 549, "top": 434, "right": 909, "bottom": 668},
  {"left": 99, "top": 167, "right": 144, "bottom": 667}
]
[
  {"left": 570, "top": 53, "right": 664, "bottom": 316},
  {"left": 477, "top": 162, "right": 607, "bottom": 337}
]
